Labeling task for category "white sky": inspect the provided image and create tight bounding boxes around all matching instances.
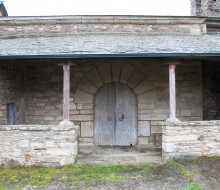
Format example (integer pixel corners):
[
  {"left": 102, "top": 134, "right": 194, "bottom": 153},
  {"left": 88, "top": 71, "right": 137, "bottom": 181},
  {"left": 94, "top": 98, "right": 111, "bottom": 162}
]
[{"left": 4, "top": 0, "right": 191, "bottom": 16}]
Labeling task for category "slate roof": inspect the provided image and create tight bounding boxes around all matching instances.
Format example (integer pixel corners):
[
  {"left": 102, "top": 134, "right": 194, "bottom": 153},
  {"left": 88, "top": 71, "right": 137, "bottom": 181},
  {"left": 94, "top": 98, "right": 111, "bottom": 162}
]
[{"left": 0, "top": 33, "right": 220, "bottom": 58}]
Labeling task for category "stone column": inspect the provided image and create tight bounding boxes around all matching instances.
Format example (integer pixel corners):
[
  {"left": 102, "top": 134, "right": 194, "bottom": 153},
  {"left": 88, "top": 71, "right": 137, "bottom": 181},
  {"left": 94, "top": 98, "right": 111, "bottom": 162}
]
[{"left": 164, "top": 60, "right": 181, "bottom": 119}]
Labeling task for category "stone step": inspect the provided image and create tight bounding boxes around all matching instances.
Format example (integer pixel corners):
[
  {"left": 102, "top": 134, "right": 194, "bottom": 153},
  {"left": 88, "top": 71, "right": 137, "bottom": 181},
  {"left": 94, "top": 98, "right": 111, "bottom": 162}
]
[{"left": 76, "top": 146, "right": 162, "bottom": 165}]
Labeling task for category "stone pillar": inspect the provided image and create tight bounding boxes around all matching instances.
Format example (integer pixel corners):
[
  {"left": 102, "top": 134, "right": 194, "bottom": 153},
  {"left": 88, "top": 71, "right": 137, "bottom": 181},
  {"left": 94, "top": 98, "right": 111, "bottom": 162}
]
[{"left": 164, "top": 60, "right": 181, "bottom": 119}]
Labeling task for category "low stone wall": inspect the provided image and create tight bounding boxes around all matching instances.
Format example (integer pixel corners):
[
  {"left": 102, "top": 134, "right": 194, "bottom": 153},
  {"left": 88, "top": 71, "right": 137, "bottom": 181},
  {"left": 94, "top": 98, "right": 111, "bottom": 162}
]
[
  {"left": 162, "top": 120, "right": 220, "bottom": 160},
  {"left": 0, "top": 122, "right": 78, "bottom": 166}
]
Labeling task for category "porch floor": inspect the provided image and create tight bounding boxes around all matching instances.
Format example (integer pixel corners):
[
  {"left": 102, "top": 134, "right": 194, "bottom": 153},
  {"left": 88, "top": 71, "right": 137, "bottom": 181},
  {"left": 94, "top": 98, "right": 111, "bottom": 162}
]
[{"left": 76, "top": 144, "right": 162, "bottom": 165}]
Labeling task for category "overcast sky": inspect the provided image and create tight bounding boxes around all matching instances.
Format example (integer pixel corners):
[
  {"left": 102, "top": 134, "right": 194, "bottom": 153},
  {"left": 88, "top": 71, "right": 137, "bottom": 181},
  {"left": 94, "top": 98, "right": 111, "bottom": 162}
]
[{"left": 4, "top": 0, "right": 191, "bottom": 16}]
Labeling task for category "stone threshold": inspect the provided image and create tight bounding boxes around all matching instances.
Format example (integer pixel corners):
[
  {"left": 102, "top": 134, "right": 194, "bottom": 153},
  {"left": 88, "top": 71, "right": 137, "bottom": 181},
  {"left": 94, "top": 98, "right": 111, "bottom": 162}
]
[{"left": 76, "top": 145, "right": 162, "bottom": 165}]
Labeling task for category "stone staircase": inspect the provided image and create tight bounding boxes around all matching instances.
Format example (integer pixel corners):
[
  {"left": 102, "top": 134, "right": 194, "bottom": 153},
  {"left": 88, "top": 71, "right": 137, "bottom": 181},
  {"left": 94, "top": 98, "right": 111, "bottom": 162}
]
[{"left": 76, "top": 144, "right": 162, "bottom": 165}]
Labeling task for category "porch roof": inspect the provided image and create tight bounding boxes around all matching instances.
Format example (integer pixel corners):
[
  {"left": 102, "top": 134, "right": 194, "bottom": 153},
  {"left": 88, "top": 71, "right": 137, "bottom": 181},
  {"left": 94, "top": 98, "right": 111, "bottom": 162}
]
[{"left": 0, "top": 33, "right": 220, "bottom": 59}]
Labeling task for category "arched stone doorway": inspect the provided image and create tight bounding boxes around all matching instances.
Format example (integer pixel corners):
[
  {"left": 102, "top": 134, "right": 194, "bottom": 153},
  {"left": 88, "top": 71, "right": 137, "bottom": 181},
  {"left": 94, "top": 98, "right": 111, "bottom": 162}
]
[{"left": 94, "top": 82, "right": 137, "bottom": 146}]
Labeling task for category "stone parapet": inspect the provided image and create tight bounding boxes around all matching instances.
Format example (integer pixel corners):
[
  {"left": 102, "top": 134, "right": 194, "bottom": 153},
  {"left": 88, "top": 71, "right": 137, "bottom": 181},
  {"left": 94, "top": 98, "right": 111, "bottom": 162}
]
[
  {"left": 0, "top": 16, "right": 207, "bottom": 38},
  {"left": 0, "top": 122, "right": 78, "bottom": 166},
  {"left": 0, "top": 16, "right": 206, "bottom": 25},
  {"left": 162, "top": 120, "right": 220, "bottom": 160}
]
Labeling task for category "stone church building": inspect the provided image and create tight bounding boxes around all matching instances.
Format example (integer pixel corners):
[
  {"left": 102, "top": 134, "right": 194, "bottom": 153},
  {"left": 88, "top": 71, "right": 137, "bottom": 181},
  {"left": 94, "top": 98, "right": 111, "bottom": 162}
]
[{"left": 0, "top": 1, "right": 219, "bottom": 165}]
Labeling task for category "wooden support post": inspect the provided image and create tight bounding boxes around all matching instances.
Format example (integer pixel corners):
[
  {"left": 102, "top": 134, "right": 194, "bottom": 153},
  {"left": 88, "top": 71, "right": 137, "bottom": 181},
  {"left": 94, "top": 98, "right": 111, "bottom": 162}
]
[
  {"left": 63, "top": 64, "right": 70, "bottom": 121},
  {"left": 164, "top": 60, "right": 181, "bottom": 119},
  {"left": 58, "top": 62, "right": 75, "bottom": 121},
  {"left": 169, "top": 64, "right": 176, "bottom": 119}
]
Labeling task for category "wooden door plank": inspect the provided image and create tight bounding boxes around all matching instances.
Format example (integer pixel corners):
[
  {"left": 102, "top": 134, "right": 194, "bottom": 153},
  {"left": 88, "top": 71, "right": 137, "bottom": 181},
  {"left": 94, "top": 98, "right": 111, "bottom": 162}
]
[{"left": 114, "top": 82, "right": 137, "bottom": 146}]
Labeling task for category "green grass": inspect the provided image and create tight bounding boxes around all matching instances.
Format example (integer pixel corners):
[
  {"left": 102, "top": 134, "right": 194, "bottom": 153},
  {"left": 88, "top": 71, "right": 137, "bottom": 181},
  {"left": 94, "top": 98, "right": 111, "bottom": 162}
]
[
  {"left": 0, "top": 164, "right": 150, "bottom": 188},
  {"left": 182, "top": 182, "right": 204, "bottom": 190},
  {"left": 0, "top": 157, "right": 218, "bottom": 189},
  {"left": 0, "top": 183, "right": 7, "bottom": 190}
]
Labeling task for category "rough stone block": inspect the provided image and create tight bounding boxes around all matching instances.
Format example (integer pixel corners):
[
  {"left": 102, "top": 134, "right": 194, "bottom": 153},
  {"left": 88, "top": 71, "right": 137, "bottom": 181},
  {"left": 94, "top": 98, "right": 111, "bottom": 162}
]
[
  {"left": 134, "top": 78, "right": 154, "bottom": 95},
  {"left": 70, "top": 115, "right": 93, "bottom": 121},
  {"left": 138, "top": 121, "right": 150, "bottom": 137},
  {"left": 77, "top": 78, "right": 98, "bottom": 94},
  {"left": 128, "top": 72, "right": 145, "bottom": 88},
  {"left": 30, "top": 142, "right": 44, "bottom": 149},
  {"left": 60, "top": 157, "right": 76, "bottom": 166},
  {"left": 74, "top": 90, "right": 94, "bottom": 103},
  {"left": 181, "top": 110, "right": 192, "bottom": 117},
  {"left": 46, "top": 149, "right": 71, "bottom": 156},
  {"left": 163, "top": 135, "right": 199, "bottom": 142},
  {"left": 138, "top": 137, "right": 149, "bottom": 145},
  {"left": 162, "top": 142, "right": 177, "bottom": 153},
  {"left": 120, "top": 64, "right": 135, "bottom": 83},
  {"left": 17, "top": 140, "right": 29, "bottom": 148},
  {"left": 50, "top": 76, "right": 59, "bottom": 82},
  {"left": 45, "top": 141, "right": 56, "bottom": 148},
  {"left": 70, "top": 103, "right": 77, "bottom": 110},
  {"left": 138, "top": 114, "right": 168, "bottom": 121},
  {"left": 44, "top": 116, "right": 54, "bottom": 121},
  {"left": 81, "top": 121, "right": 93, "bottom": 137},
  {"left": 153, "top": 109, "right": 169, "bottom": 114},
  {"left": 60, "top": 142, "right": 77, "bottom": 149},
  {"left": 77, "top": 104, "right": 93, "bottom": 110},
  {"left": 86, "top": 68, "right": 104, "bottom": 88},
  {"left": 79, "top": 137, "right": 94, "bottom": 143},
  {"left": 111, "top": 63, "right": 121, "bottom": 81},
  {"left": 151, "top": 125, "right": 162, "bottom": 134},
  {"left": 137, "top": 90, "right": 156, "bottom": 103},
  {"left": 97, "top": 64, "right": 111, "bottom": 83},
  {"left": 80, "top": 110, "right": 93, "bottom": 114}
]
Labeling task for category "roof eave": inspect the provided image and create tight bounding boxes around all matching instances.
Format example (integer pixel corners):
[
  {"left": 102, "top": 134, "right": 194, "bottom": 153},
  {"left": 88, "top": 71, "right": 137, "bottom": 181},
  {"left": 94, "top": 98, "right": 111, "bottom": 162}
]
[{"left": 0, "top": 53, "right": 220, "bottom": 60}]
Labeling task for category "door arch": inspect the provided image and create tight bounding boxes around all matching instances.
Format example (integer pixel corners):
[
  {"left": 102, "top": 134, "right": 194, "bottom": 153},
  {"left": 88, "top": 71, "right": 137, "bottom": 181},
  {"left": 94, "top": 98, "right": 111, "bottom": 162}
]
[{"left": 94, "top": 82, "right": 137, "bottom": 146}]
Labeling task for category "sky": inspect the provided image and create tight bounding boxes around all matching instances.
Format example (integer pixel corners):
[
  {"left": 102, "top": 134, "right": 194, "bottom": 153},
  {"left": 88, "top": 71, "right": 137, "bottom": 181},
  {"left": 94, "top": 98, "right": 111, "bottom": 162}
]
[{"left": 4, "top": 0, "right": 191, "bottom": 16}]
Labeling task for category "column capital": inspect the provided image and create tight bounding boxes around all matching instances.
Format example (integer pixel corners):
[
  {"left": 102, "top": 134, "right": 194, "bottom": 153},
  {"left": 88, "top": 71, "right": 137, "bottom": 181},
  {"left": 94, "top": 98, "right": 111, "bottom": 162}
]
[
  {"left": 163, "top": 59, "right": 181, "bottom": 66},
  {"left": 57, "top": 60, "right": 76, "bottom": 66}
]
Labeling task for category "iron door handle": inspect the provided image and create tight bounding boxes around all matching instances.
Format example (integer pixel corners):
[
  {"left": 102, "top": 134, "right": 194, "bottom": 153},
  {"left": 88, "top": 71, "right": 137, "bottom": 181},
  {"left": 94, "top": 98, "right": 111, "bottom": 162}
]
[{"left": 119, "top": 114, "right": 124, "bottom": 121}]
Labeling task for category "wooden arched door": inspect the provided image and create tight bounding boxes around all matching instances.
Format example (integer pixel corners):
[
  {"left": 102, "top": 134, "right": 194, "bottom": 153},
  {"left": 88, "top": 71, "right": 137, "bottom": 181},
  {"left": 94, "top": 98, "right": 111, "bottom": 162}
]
[{"left": 94, "top": 82, "right": 137, "bottom": 146}]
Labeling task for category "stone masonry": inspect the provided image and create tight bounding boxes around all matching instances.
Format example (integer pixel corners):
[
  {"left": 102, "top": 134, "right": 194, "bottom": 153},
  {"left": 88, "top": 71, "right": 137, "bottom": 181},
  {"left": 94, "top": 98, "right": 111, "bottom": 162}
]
[
  {"left": 73, "top": 59, "right": 202, "bottom": 146},
  {"left": 0, "top": 59, "right": 203, "bottom": 147},
  {"left": 0, "top": 62, "right": 24, "bottom": 124},
  {"left": 0, "top": 16, "right": 207, "bottom": 38},
  {"left": 203, "top": 61, "right": 220, "bottom": 120},
  {"left": 191, "top": 0, "right": 220, "bottom": 17},
  {"left": 0, "top": 122, "right": 78, "bottom": 166},
  {"left": 162, "top": 120, "right": 220, "bottom": 160}
]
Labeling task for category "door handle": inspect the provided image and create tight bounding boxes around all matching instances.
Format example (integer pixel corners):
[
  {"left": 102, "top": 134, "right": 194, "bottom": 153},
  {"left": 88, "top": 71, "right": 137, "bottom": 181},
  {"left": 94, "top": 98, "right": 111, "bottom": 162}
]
[
  {"left": 119, "top": 114, "right": 124, "bottom": 121},
  {"left": 108, "top": 117, "right": 112, "bottom": 121}
]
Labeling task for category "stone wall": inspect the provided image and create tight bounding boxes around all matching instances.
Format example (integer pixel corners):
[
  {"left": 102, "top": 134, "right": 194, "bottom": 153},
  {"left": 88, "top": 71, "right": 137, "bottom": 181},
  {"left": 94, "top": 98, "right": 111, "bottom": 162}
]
[
  {"left": 0, "top": 16, "right": 207, "bottom": 38},
  {"left": 0, "top": 59, "right": 203, "bottom": 147},
  {"left": 24, "top": 62, "right": 63, "bottom": 124},
  {"left": 191, "top": 0, "right": 202, "bottom": 16},
  {"left": 162, "top": 120, "right": 220, "bottom": 160},
  {"left": 71, "top": 59, "right": 202, "bottom": 146},
  {"left": 0, "top": 62, "right": 24, "bottom": 124},
  {"left": 203, "top": 61, "right": 220, "bottom": 120},
  {"left": 191, "top": 0, "right": 220, "bottom": 17},
  {"left": 0, "top": 123, "right": 78, "bottom": 166}
]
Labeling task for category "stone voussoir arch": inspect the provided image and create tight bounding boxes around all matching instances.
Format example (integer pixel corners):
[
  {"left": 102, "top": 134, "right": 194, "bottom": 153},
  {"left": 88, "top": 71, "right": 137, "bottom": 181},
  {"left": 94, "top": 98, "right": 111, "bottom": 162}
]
[{"left": 73, "top": 63, "right": 156, "bottom": 105}]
